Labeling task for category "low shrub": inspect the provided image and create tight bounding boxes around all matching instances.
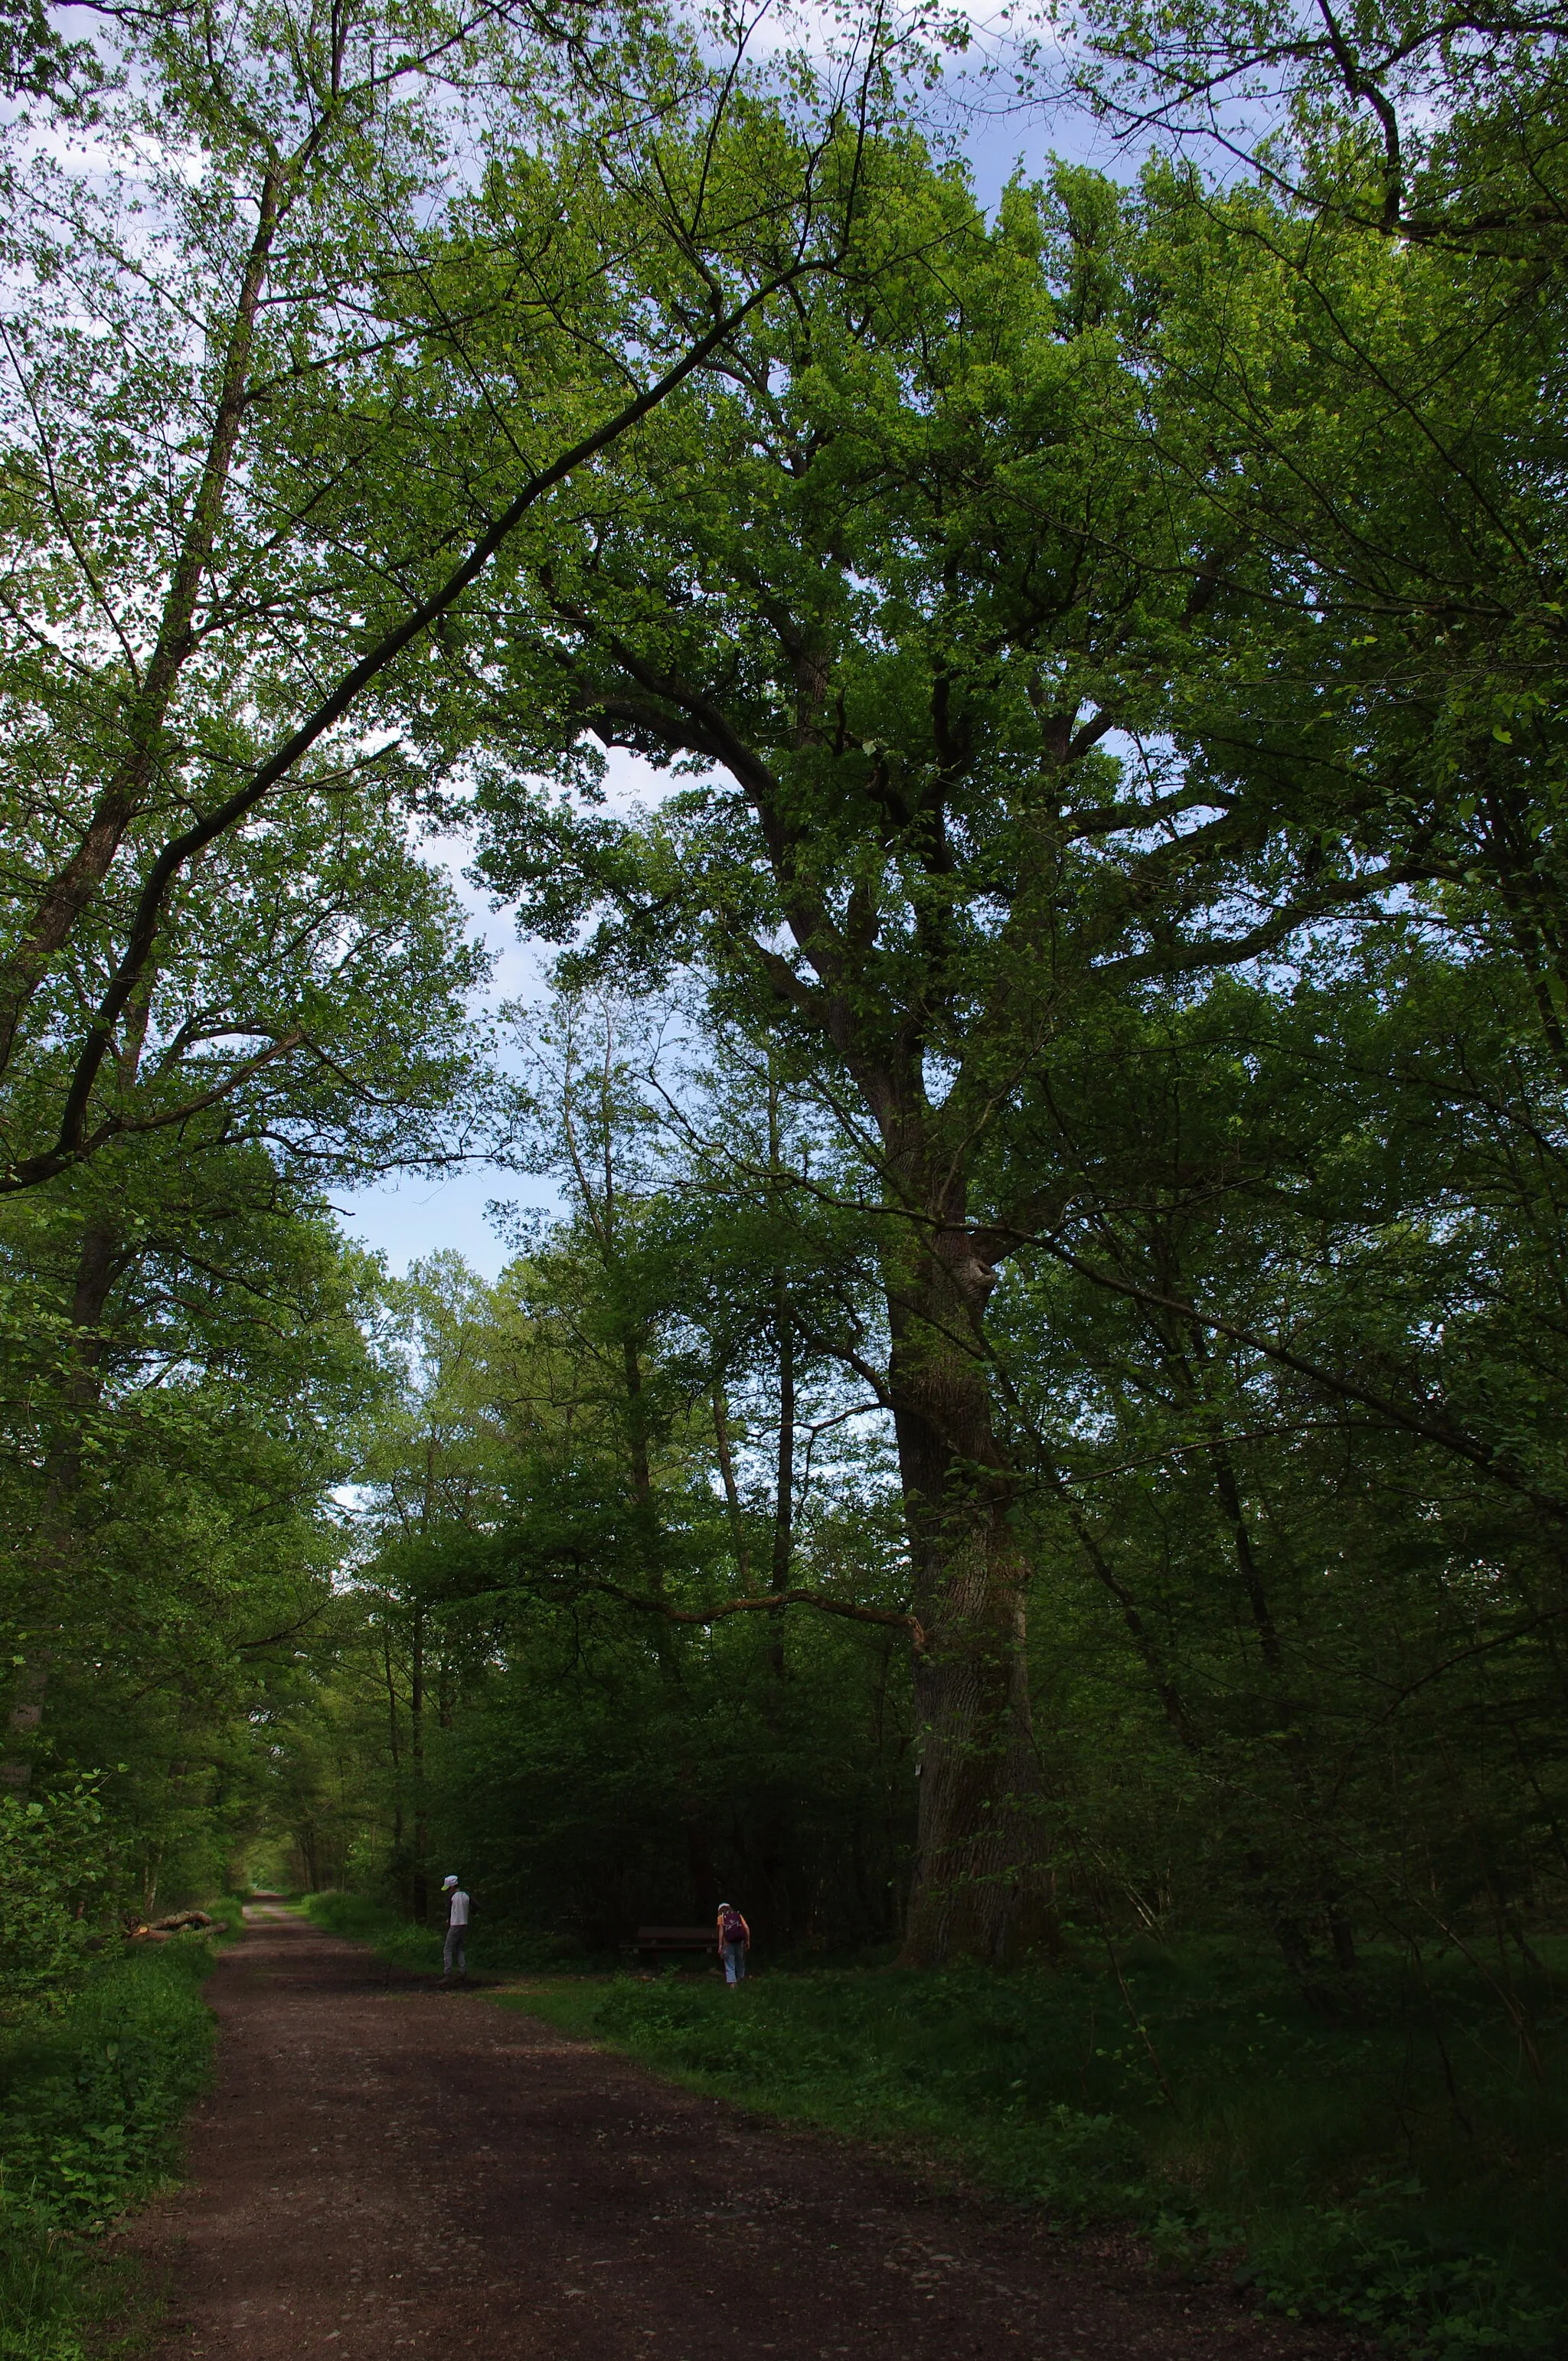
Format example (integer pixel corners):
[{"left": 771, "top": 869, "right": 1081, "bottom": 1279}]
[
  {"left": 0, "top": 1922, "right": 231, "bottom": 2361},
  {"left": 300, "top": 1888, "right": 592, "bottom": 1976},
  {"left": 0, "top": 1785, "right": 112, "bottom": 2014}
]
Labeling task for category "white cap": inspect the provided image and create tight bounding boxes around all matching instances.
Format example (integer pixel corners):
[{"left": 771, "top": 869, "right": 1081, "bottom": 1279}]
[{"left": 443, "top": 1875, "right": 459, "bottom": 1889}]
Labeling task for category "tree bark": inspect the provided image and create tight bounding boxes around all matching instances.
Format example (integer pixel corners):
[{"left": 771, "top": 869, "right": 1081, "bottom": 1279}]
[
  {"left": 888, "top": 1216, "right": 1053, "bottom": 1964},
  {"left": 551, "top": 648, "right": 1067, "bottom": 1961}
]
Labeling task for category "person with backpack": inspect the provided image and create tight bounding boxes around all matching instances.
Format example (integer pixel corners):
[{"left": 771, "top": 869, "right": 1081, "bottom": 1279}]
[
  {"left": 716, "top": 1901, "right": 750, "bottom": 1984},
  {"left": 440, "top": 1874, "right": 470, "bottom": 1982}
]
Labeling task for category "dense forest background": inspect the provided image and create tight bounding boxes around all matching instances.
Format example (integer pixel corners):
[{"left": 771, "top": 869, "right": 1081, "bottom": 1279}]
[{"left": 4, "top": 0, "right": 1568, "bottom": 2036}]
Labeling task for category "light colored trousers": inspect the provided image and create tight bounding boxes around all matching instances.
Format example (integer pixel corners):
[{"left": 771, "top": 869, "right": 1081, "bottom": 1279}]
[{"left": 443, "top": 1924, "right": 467, "bottom": 1976}]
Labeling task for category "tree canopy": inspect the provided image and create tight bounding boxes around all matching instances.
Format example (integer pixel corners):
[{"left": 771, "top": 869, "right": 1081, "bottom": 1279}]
[{"left": 4, "top": 0, "right": 1567, "bottom": 2046}]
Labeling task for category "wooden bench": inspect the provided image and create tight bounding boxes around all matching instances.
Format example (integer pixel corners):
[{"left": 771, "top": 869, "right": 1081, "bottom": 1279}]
[{"left": 634, "top": 1924, "right": 717, "bottom": 1961}]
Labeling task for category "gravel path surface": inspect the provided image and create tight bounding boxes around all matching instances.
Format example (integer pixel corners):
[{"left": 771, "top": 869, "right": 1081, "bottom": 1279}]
[{"left": 127, "top": 1905, "right": 1363, "bottom": 2360}]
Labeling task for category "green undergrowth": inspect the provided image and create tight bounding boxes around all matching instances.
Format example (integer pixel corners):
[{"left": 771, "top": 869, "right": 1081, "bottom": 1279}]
[
  {"left": 299, "top": 1888, "right": 591, "bottom": 1975},
  {"left": 501, "top": 1941, "right": 1567, "bottom": 2360},
  {"left": 0, "top": 1915, "right": 236, "bottom": 2361},
  {"left": 299, "top": 1889, "right": 443, "bottom": 1972}
]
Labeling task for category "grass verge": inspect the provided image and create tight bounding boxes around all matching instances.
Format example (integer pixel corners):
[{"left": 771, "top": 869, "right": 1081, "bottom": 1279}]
[
  {"left": 496, "top": 1941, "right": 1566, "bottom": 2361},
  {"left": 299, "top": 1889, "right": 582, "bottom": 1975},
  {"left": 0, "top": 1913, "right": 237, "bottom": 2361},
  {"left": 298, "top": 1889, "right": 449, "bottom": 1974}
]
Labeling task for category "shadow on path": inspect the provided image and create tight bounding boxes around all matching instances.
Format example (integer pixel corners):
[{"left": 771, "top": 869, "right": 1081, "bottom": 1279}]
[{"left": 125, "top": 1907, "right": 1363, "bottom": 2360}]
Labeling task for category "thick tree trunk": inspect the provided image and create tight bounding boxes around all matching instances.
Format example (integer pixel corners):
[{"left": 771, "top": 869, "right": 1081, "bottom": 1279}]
[
  {"left": 901, "top": 1509, "right": 1044, "bottom": 1964},
  {"left": 887, "top": 1223, "right": 1054, "bottom": 1965}
]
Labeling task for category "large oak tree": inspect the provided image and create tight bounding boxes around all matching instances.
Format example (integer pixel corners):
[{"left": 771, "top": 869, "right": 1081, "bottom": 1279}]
[{"left": 456, "top": 152, "right": 1425, "bottom": 1959}]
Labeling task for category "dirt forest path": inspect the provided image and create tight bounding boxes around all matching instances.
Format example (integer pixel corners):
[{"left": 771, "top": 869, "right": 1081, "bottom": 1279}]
[{"left": 126, "top": 1907, "right": 1361, "bottom": 2361}]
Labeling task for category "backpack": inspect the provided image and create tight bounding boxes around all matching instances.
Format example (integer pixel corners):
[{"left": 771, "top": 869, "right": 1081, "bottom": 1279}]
[{"left": 720, "top": 1907, "right": 746, "bottom": 1947}]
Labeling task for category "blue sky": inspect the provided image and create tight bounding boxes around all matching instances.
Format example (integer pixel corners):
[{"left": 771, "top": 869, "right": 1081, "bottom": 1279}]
[{"left": 331, "top": 831, "right": 557, "bottom": 1282}]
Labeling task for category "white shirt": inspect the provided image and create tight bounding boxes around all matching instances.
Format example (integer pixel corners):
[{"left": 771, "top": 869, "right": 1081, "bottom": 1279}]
[{"left": 446, "top": 1888, "right": 469, "bottom": 1927}]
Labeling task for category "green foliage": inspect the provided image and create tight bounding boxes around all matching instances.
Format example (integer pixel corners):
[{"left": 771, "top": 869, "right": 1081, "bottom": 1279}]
[
  {"left": 0, "top": 1782, "right": 109, "bottom": 2010},
  {"left": 0, "top": 1928, "right": 228, "bottom": 2360},
  {"left": 0, "top": 2235, "right": 150, "bottom": 2361},
  {"left": 0, "top": 1171, "right": 388, "bottom": 1909},
  {"left": 301, "top": 1889, "right": 580, "bottom": 1974},
  {"left": 423, "top": 1592, "right": 912, "bottom": 1948},
  {"left": 449, "top": 112, "right": 1568, "bottom": 1954},
  {"left": 7, "top": 18, "right": 1568, "bottom": 2361},
  {"left": 513, "top": 1944, "right": 1568, "bottom": 2358},
  {"left": 300, "top": 1889, "right": 449, "bottom": 1973},
  {"left": 0, "top": 1933, "right": 227, "bottom": 2227}
]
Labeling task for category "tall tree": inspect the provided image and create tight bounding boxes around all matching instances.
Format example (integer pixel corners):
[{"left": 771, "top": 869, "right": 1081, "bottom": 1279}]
[
  {"left": 456, "top": 152, "right": 1423, "bottom": 1958},
  {"left": 0, "top": 789, "right": 491, "bottom": 1782},
  {"left": 0, "top": 1138, "right": 381, "bottom": 1896},
  {"left": 0, "top": 0, "right": 889, "bottom": 1192}
]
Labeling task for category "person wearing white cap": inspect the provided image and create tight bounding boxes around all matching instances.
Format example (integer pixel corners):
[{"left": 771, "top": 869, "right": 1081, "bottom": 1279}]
[{"left": 440, "top": 1875, "right": 470, "bottom": 1981}]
